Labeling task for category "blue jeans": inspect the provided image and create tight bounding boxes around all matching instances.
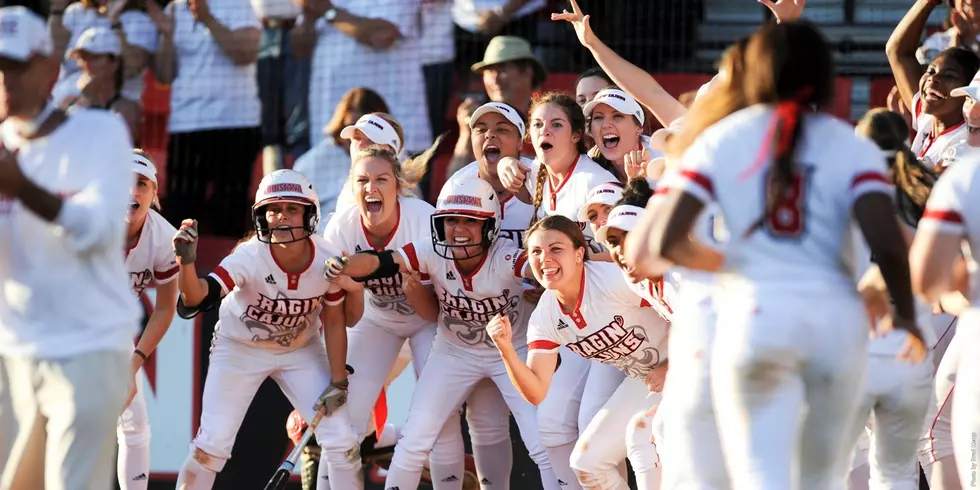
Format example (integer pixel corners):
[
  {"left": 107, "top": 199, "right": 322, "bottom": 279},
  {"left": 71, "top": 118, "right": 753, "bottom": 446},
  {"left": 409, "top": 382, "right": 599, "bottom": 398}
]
[{"left": 257, "top": 25, "right": 311, "bottom": 161}]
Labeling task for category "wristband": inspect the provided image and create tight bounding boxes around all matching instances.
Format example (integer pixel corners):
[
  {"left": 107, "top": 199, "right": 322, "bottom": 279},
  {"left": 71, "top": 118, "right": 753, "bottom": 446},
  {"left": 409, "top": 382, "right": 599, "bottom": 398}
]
[{"left": 134, "top": 349, "right": 148, "bottom": 361}]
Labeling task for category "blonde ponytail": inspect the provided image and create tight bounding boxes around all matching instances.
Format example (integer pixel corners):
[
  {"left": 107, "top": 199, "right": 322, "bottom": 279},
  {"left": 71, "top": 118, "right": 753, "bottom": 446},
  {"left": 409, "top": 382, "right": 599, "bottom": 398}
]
[
  {"left": 529, "top": 162, "right": 547, "bottom": 227},
  {"left": 400, "top": 133, "right": 446, "bottom": 194}
]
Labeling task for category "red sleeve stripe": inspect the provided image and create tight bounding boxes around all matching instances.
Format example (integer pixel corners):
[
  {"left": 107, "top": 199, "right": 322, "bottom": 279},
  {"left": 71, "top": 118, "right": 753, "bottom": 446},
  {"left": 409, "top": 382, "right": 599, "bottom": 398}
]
[
  {"left": 513, "top": 251, "right": 528, "bottom": 278},
  {"left": 213, "top": 266, "right": 235, "bottom": 292},
  {"left": 850, "top": 171, "right": 889, "bottom": 188},
  {"left": 154, "top": 265, "right": 179, "bottom": 281},
  {"left": 402, "top": 243, "right": 421, "bottom": 272},
  {"left": 653, "top": 186, "right": 670, "bottom": 196},
  {"left": 680, "top": 170, "right": 713, "bottom": 197},
  {"left": 922, "top": 209, "right": 964, "bottom": 224},
  {"left": 420, "top": 273, "right": 430, "bottom": 281},
  {"left": 325, "top": 290, "right": 346, "bottom": 303},
  {"left": 639, "top": 298, "right": 652, "bottom": 308},
  {"left": 528, "top": 340, "right": 560, "bottom": 351}
]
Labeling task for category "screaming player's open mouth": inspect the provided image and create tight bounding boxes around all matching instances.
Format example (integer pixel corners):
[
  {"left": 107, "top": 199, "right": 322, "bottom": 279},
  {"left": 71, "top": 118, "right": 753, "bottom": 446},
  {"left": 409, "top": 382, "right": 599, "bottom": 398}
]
[
  {"left": 130, "top": 201, "right": 140, "bottom": 211},
  {"left": 538, "top": 142, "right": 553, "bottom": 153},
  {"left": 365, "top": 196, "right": 382, "bottom": 214},
  {"left": 540, "top": 266, "right": 560, "bottom": 280},
  {"left": 483, "top": 144, "right": 501, "bottom": 164},
  {"left": 601, "top": 134, "right": 621, "bottom": 150}
]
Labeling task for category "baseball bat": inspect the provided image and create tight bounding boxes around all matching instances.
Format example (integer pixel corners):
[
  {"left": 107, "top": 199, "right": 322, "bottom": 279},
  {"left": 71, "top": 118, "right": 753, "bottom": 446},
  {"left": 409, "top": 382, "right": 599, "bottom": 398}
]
[{"left": 264, "top": 411, "right": 325, "bottom": 490}]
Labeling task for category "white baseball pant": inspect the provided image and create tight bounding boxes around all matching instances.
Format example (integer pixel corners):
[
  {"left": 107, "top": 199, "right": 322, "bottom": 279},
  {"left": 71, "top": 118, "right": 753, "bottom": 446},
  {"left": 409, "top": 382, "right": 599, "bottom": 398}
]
[
  {"left": 843, "top": 351, "right": 934, "bottom": 490},
  {"left": 343, "top": 320, "right": 468, "bottom": 489},
  {"left": 710, "top": 290, "right": 869, "bottom": 490},
  {"left": 951, "top": 309, "right": 980, "bottom": 490},
  {"left": 0, "top": 350, "right": 130, "bottom": 490},
  {"left": 383, "top": 337, "right": 556, "bottom": 490},
  {"left": 117, "top": 369, "right": 151, "bottom": 490},
  {"left": 538, "top": 349, "right": 626, "bottom": 490},
  {"left": 659, "top": 294, "right": 728, "bottom": 490},
  {"left": 176, "top": 336, "right": 361, "bottom": 490},
  {"left": 918, "top": 318, "right": 963, "bottom": 490},
  {"left": 0, "top": 356, "right": 13, "bottom": 470},
  {"left": 625, "top": 399, "right": 665, "bottom": 490},
  {"left": 570, "top": 375, "right": 661, "bottom": 490}
]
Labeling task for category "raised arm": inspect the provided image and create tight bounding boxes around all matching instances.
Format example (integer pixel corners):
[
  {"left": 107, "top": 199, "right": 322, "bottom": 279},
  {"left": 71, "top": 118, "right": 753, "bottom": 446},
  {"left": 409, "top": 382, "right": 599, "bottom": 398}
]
[
  {"left": 196, "top": 0, "right": 261, "bottom": 66},
  {"left": 886, "top": 0, "right": 937, "bottom": 110},
  {"left": 485, "top": 314, "right": 558, "bottom": 405}
]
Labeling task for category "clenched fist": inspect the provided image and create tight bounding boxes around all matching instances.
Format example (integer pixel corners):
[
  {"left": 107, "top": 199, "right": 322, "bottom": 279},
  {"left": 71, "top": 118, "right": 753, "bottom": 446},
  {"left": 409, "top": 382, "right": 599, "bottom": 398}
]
[
  {"left": 173, "top": 219, "right": 199, "bottom": 265},
  {"left": 497, "top": 157, "right": 530, "bottom": 194},
  {"left": 485, "top": 313, "right": 513, "bottom": 348}
]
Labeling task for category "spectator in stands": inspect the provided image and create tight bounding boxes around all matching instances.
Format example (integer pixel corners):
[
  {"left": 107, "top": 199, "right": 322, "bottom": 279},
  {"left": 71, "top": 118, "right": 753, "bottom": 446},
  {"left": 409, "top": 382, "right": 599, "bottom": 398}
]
[
  {"left": 291, "top": 0, "right": 431, "bottom": 155},
  {"left": 887, "top": 0, "right": 980, "bottom": 169},
  {"left": 447, "top": 35, "right": 545, "bottom": 178},
  {"left": 151, "top": 0, "right": 262, "bottom": 238},
  {"left": 51, "top": 26, "right": 141, "bottom": 141},
  {"left": 293, "top": 86, "right": 391, "bottom": 221},
  {"left": 48, "top": 0, "right": 159, "bottom": 102},
  {"left": 452, "top": 0, "right": 543, "bottom": 73},
  {"left": 253, "top": 0, "right": 311, "bottom": 161}
]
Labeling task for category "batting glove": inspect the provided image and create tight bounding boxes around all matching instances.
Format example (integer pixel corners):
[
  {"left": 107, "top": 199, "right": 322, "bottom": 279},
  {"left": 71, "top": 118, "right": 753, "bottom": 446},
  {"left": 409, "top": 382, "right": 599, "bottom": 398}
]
[
  {"left": 313, "top": 378, "right": 349, "bottom": 416},
  {"left": 323, "top": 255, "right": 348, "bottom": 281},
  {"left": 173, "top": 219, "right": 199, "bottom": 265}
]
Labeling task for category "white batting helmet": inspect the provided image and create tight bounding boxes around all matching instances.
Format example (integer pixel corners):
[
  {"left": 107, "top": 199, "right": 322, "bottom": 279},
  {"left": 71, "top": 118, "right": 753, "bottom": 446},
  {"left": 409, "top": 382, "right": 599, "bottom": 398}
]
[
  {"left": 431, "top": 178, "right": 501, "bottom": 259},
  {"left": 252, "top": 169, "right": 321, "bottom": 243}
]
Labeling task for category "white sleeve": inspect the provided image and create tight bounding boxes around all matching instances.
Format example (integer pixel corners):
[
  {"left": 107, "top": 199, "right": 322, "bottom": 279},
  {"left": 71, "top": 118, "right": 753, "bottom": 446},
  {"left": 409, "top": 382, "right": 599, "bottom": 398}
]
[
  {"left": 209, "top": 244, "right": 253, "bottom": 294},
  {"left": 919, "top": 162, "right": 974, "bottom": 235},
  {"left": 846, "top": 139, "right": 891, "bottom": 206},
  {"left": 218, "top": 1, "right": 261, "bottom": 31},
  {"left": 153, "top": 232, "right": 180, "bottom": 285},
  {"left": 321, "top": 209, "right": 352, "bottom": 257},
  {"left": 526, "top": 302, "right": 560, "bottom": 354},
  {"left": 62, "top": 4, "right": 83, "bottom": 35},
  {"left": 658, "top": 137, "right": 718, "bottom": 204},
  {"left": 54, "top": 114, "right": 133, "bottom": 254},
  {"left": 398, "top": 240, "right": 434, "bottom": 276}
]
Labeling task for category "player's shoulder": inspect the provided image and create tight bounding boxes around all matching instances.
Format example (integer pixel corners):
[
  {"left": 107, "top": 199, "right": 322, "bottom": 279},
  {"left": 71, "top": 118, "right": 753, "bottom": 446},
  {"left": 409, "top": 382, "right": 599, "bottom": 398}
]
[
  {"left": 529, "top": 289, "right": 559, "bottom": 322},
  {"left": 69, "top": 107, "right": 128, "bottom": 130},
  {"left": 939, "top": 153, "right": 980, "bottom": 183},
  {"left": 148, "top": 210, "right": 179, "bottom": 236},
  {"left": 399, "top": 195, "right": 436, "bottom": 216},
  {"left": 450, "top": 161, "right": 480, "bottom": 181},
  {"left": 228, "top": 234, "right": 264, "bottom": 258},
  {"left": 585, "top": 261, "right": 626, "bottom": 285},
  {"left": 574, "top": 154, "right": 618, "bottom": 183}
]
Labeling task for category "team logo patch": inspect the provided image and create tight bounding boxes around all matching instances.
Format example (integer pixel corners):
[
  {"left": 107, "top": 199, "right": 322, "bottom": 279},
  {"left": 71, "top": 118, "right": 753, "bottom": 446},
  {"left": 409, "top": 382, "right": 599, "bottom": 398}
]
[
  {"left": 443, "top": 195, "right": 482, "bottom": 207},
  {"left": 265, "top": 183, "right": 303, "bottom": 194}
]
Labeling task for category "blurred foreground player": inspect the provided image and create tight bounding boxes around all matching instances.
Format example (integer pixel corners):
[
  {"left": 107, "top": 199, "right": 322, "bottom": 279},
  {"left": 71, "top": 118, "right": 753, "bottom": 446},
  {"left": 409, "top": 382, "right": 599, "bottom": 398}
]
[{"left": 0, "top": 6, "right": 141, "bottom": 490}]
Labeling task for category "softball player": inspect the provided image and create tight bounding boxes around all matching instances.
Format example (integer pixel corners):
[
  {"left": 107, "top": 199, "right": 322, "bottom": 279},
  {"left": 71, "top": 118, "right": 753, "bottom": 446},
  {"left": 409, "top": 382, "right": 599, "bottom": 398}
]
[
  {"left": 886, "top": 0, "right": 979, "bottom": 168},
  {"left": 910, "top": 153, "right": 980, "bottom": 490},
  {"left": 331, "top": 113, "right": 406, "bottom": 216},
  {"left": 838, "top": 109, "right": 939, "bottom": 490},
  {"left": 171, "top": 170, "right": 360, "bottom": 490},
  {"left": 578, "top": 181, "right": 623, "bottom": 236},
  {"left": 495, "top": 94, "right": 626, "bottom": 487},
  {"left": 323, "top": 145, "right": 488, "bottom": 488},
  {"left": 323, "top": 177, "right": 559, "bottom": 490},
  {"left": 121, "top": 150, "right": 179, "bottom": 490},
  {"left": 646, "top": 22, "right": 927, "bottom": 489},
  {"left": 582, "top": 89, "right": 658, "bottom": 181},
  {"left": 486, "top": 215, "right": 668, "bottom": 490}
]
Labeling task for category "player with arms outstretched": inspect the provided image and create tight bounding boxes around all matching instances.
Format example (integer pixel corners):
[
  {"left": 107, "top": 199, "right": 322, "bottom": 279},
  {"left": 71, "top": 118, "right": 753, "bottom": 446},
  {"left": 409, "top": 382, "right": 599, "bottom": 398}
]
[
  {"left": 170, "top": 170, "right": 360, "bottom": 490},
  {"left": 323, "top": 178, "right": 559, "bottom": 490}
]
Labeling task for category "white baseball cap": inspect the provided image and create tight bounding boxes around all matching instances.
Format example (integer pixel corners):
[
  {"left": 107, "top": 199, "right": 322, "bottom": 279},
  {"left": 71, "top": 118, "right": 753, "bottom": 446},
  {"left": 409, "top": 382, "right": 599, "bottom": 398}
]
[
  {"left": 583, "top": 89, "right": 645, "bottom": 125},
  {"left": 133, "top": 151, "right": 157, "bottom": 184},
  {"left": 470, "top": 102, "right": 526, "bottom": 140},
  {"left": 594, "top": 204, "right": 644, "bottom": 244},
  {"left": 0, "top": 7, "right": 53, "bottom": 62},
  {"left": 951, "top": 75, "right": 980, "bottom": 101},
  {"left": 695, "top": 74, "right": 721, "bottom": 101},
  {"left": 340, "top": 114, "right": 402, "bottom": 154},
  {"left": 67, "top": 26, "right": 122, "bottom": 59},
  {"left": 577, "top": 182, "right": 623, "bottom": 222}
]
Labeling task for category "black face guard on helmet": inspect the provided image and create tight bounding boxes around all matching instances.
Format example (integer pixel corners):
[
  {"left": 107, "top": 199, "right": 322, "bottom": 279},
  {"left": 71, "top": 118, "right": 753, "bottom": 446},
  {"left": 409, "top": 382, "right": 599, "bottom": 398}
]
[
  {"left": 253, "top": 203, "right": 319, "bottom": 244},
  {"left": 430, "top": 213, "right": 497, "bottom": 260}
]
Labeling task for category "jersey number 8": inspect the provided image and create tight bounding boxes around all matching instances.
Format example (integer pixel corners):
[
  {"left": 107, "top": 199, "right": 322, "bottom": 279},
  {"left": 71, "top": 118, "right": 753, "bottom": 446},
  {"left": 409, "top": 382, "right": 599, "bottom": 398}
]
[{"left": 763, "top": 169, "right": 810, "bottom": 239}]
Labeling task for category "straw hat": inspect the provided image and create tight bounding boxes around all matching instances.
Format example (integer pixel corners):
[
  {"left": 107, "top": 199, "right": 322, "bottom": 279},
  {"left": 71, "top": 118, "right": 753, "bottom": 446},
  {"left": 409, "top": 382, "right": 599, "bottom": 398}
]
[{"left": 471, "top": 36, "right": 547, "bottom": 84}]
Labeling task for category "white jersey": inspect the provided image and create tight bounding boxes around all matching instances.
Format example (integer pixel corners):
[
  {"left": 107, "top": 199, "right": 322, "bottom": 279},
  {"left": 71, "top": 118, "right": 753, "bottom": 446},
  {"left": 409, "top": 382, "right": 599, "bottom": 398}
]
[
  {"left": 209, "top": 235, "right": 344, "bottom": 352},
  {"left": 322, "top": 196, "right": 435, "bottom": 330},
  {"left": 527, "top": 261, "right": 669, "bottom": 379},
  {"left": 911, "top": 93, "right": 969, "bottom": 169},
  {"left": 662, "top": 105, "right": 891, "bottom": 291},
  {"left": 125, "top": 210, "right": 179, "bottom": 297},
  {"left": 399, "top": 238, "right": 529, "bottom": 356},
  {"left": 919, "top": 156, "right": 980, "bottom": 305},
  {"left": 524, "top": 154, "right": 618, "bottom": 252},
  {"left": 626, "top": 270, "right": 681, "bottom": 323},
  {"left": 451, "top": 159, "right": 535, "bottom": 248}
]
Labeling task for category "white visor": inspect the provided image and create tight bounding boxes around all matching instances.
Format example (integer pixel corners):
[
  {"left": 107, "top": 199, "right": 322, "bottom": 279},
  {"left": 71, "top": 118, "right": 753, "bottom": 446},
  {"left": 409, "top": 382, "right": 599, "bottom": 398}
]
[
  {"left": 340, "top": 114, "right": 402, "bottom": 153},
  {"left": 594, "top": 205, "right": 644, "bottom": 244},
  {"left": 470, "top": 102, "right": 526, "bottom": 140},
  {"left": 583, "top": 89, "right": 645, "bottom": 125},
  {"left": 132, "top": 152, "right": 157, "bottom": 184},
  {"left": 951, "top": 75, "right": 980, "bottom": 101},
  {"left": 577, "top": 182, "right": 623, "bottom": 222}
]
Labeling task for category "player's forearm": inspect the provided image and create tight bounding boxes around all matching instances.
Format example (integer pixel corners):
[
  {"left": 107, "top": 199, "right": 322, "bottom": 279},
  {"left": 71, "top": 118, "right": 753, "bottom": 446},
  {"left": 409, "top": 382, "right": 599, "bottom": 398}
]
[
  {"left": 404, "top": 286, "right": 439, "bottom": 322},
  {"left": 178, "top": 265, "right": 209, "bottom": 307},
  {"left": 324, "top": 305, "right": 350, "bottom": 381},
  {"left": 586, "top": 40, "right": 686, "bottom": 127},
  {"left": 498, "top": 345, "right": 548, "bottom": 405},
  {"left": 136, "top": 282, "right": 179, "bottom": 356},
  {"left": 342, "top": 287, "right": 364, "bottom": 327}
]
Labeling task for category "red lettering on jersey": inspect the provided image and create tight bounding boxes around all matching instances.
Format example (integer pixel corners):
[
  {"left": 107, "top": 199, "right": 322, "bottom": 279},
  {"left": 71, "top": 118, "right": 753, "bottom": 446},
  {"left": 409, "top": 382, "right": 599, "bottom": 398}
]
[
  {"left": 438, "top": 288, "right": 517, "bottom": 324},
  {"left": 245, "top": 294, "right": 322, "bottom": 328},
  {"left": 565, "top": 315, "right": 642, "bottom": 362}
]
